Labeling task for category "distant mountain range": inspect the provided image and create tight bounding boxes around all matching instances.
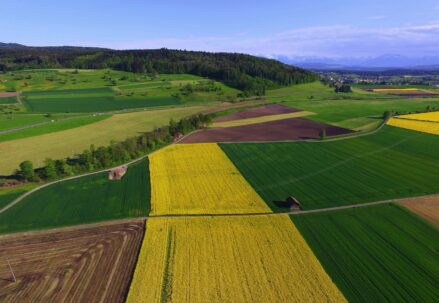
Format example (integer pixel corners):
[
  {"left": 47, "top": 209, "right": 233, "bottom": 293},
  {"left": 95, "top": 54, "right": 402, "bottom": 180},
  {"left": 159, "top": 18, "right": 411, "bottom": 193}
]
[{"left": 274, "top": 55, "right": 439, "bottom": 71}]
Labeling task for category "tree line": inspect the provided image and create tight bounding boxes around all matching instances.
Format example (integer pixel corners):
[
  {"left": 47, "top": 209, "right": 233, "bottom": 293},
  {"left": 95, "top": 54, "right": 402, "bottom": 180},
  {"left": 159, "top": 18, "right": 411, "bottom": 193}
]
[
  {"left": 16, "top": 114, "right": 211, "bottom": 182},
  {"left": 0, "top": 46, "right": 319, "bottom": 94}
]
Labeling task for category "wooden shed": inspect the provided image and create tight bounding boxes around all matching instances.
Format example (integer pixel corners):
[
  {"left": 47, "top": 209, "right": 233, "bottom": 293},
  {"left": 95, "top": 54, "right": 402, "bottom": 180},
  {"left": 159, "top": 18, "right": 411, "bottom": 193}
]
[
  {"left": 286, "top": 196, "right": 301, "bottom": 210},
  {"left": 108, "top": 165, "right": 128, "bottom": 180}
]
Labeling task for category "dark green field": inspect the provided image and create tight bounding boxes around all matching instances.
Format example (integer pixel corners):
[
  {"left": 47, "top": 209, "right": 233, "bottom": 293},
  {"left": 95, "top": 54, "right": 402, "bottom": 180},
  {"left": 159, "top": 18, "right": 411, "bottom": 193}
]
[
  {"left": 0, "top": 96, "right": 17, "bottom": 104},
  {"left": 0, "top": 186, "right": 35, "bottom": 209},
  {"left": 221, "top": 126, "right": 439, "bottom": 210},
  {"left": 292, "top": 204, "right": 439, "bottom": 302},
  {"left": 0, "top": 159, "right": 150, "bottom": 234},
  {"left": 23, "top": 87, "right": 181, "bottom": 113}
]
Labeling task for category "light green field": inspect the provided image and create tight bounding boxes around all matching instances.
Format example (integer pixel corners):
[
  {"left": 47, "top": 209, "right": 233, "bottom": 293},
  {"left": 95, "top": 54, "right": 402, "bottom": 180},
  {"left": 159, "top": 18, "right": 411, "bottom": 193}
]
[
  {"left": 0, "top": 105, "right": 209, "bottom": 174},
  {"left": 0, "top": 114, "right": 110, "bottom": 142},
  {"left": 266, "top": 82, "right": 439, "bottom": 129}
]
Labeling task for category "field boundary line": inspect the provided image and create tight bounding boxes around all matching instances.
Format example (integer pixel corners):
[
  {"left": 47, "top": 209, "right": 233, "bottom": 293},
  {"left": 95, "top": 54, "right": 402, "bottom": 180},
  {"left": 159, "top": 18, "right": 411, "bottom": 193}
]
[{"left": 3, "top": 193, "right": 438, "bottom": 237}]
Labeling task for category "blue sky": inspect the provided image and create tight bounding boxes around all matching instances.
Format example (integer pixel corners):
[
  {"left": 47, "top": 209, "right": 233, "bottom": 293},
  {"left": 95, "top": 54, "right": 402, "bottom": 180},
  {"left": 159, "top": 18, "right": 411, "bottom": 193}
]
[{"left": 1, "top": 0, "right": 439, "bottom": 58}]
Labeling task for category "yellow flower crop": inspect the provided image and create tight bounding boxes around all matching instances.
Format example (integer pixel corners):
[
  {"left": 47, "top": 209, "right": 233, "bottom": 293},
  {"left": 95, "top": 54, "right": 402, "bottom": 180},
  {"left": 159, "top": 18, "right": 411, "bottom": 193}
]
[
  {"left": 149, "top": 143, "right": 271, "bottom": 215},
  {"left": 395, "top": 111, "right": 439, "bottom": 123},
  {"left": 127, "top": 215, "right": 347, "bottom": 303},
  {"left": 388, "top": 116, "right": 439, "bottom": 135}
]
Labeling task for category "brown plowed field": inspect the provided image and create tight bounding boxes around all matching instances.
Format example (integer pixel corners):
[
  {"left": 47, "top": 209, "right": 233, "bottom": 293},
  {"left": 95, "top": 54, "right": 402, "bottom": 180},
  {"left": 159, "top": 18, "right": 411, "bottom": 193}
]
[
  {"left": 400, "top": 196, "right": 439, "bottom": 227},
  {"left": 0, "top": 92, "right": 18, "bottom": 98},
  {"left": 180, "top": 118, "right": 354, "bottom": 143},
  {"left": 213, "top": 104, "right": 300, "bottom": 122},
  {"left": 0, "top": 220, "right": 144, "bottom": 303}
]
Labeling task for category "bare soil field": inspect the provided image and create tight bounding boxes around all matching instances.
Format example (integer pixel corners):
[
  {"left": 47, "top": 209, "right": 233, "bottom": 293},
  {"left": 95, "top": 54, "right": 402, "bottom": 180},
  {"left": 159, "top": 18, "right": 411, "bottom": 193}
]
[
  {"left": 400, "top": 196, "right": 439, "bottom": 227},
  {"left": 181, "top": 117, "right": 353, "bottom": 143},
  {"left": 0, "top": 93, "right": 18, "bottom": 98},
  {"left": 213, "top": 104, "right": 300, "bottom": 122},
  {"left": 0, "top": 220, "right": 144, "bottom": 303}
]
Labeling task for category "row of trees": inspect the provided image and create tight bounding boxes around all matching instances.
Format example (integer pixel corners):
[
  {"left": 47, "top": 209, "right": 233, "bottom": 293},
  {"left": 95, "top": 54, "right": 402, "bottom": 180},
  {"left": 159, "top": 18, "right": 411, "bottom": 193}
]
[
  {"left": 17, "top": 114, "right": 211, "bottom": 182},
  {"left": 0, "top": 47, "right": 319, "bottom": 95}
]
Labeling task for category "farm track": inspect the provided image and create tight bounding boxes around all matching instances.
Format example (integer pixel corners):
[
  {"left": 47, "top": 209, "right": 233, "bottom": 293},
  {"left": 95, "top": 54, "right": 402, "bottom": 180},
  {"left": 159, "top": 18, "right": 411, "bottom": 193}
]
[{"left": 4, "top": 193, "right": 438, "bottom": 238}]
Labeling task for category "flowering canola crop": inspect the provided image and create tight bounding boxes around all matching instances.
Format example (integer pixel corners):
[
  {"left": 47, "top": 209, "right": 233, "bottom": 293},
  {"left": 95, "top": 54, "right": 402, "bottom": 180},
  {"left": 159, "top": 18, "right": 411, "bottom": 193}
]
[
  {"left": 149, "top": 143, "right": 271, "bottom": 215},
  {"left": 127, "top": 215, "right": 347, "bottom": 303},
  {"left": 394, "top": 111, "right": 439, "bottom": 122},
  {"left": 388, "top": 115, "right": 439, "bottom": 135}
]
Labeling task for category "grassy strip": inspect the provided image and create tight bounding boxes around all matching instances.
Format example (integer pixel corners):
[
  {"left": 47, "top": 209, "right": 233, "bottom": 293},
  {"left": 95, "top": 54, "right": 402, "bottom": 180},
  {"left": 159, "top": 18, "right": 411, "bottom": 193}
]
[
  {"left": 292, "top": 203, "right": 439, "bottom": 302},
  {"left": 0, "top": 158, "right": 150, "bottom": 234},
  {"left": 0, "top": 115, "right": 110, "bottom": 142},
  {"left": 221, "top": 126, "right": 439, "bottom": 210}
]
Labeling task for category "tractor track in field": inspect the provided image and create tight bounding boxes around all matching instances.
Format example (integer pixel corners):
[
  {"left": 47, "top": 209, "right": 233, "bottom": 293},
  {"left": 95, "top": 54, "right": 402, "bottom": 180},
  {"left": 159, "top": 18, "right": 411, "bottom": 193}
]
[{"left": 2, "top": 193, "right": 438, "bottom": 238}]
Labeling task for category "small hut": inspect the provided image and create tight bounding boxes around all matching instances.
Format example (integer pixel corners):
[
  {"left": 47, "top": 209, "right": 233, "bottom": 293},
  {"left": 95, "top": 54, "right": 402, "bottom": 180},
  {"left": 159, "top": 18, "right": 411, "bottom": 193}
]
[
  {"left": 108, "top": 165, "right": 128, "bottom": 180},
  {"left": 286, "top": 196, "right": 301, "bottom": 210}
]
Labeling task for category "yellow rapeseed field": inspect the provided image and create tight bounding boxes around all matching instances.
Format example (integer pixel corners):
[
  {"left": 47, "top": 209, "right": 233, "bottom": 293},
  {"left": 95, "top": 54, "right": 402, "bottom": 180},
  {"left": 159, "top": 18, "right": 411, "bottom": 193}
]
[
  {"left": 388, "top": 117, "right": 439, "bottom": 135},
  {"left": 211, "top": 111, "right": 315, "bottom": 128},
  {"left": 149, "top": 143, "right": 271, "bottom": 215},
  {"left": 127, "top": 215, "right": 346, "bottom": 303},
  {"left": 394, "top": 111, "right": 439, "bottom": 122}
]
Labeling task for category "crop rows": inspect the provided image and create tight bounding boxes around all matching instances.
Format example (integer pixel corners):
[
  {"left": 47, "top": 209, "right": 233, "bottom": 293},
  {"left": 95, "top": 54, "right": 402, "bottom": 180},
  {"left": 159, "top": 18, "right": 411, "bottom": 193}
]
[
  {"left": 0, "top": 159, "right": 150, "bottom": 234},
  {"left": 127, "top": 215, "right": 346, "bottom": 302},
  {"left": 293, "top": 204, "right": 439, "bottom": 302},
  {"left": 221, "top": 126, "right": 439, "bottom": 210},
  {"left": 149, "top": 143, "right": 270, "bottom": 215}
]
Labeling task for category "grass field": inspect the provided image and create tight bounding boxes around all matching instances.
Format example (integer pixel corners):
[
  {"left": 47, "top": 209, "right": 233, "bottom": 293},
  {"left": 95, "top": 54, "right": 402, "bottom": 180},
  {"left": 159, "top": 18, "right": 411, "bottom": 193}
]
[
  {"left": 0, "top": 185, "right": 36, "bottom": 209},
  {"left": 23, "top": 87, "right": 181, "bottom": 113},
  {"left": 0, "top": 113, "right": 78, "bottom": 131},
  {"left": 0, "top": 96, "right": 17, "bottom": 104},
  {"left": 210, "top": 111, "right": 315, "bottom": 128},
  {"left": 0, "top": 105, "right": 207, "bottom": 174},
  {"left": 0, "top": 114, "right": 110, "bottom": 142},
  {"left": 0, "top": 220, "right": 144, "bottom": 302},
  {"left": 292, "top": 204, "right": 439, "bottom": 302},
  {"left": 266, "top": 82, "right": 439, "bottom": 129},
  {"left": 0, "top": 159, "right": 150, "bottom": 234},
  {"left": 149, "top": 143, "right": 270, "bottom": 215},
  {"left": 400, "top": 196, "right": 439, "bottom": 227},
  {"left": 127, "top": 215, "right": 346, "bottom": 303},
  {"left": 388, "top": 117, "right": 439, "bottom": 135},
  {"left": 221, "top": 126, "right": 439, "bottom": 210}
]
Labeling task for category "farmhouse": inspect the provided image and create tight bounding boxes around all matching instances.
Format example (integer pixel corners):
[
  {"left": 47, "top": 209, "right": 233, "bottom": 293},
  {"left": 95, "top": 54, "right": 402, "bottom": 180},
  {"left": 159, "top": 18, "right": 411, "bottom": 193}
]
[
  {"left": 286, "top": 196, "right": 301, "bottom": 210},
  {"left": 108, "top": 165, "right": 128, "bottom": 180}
]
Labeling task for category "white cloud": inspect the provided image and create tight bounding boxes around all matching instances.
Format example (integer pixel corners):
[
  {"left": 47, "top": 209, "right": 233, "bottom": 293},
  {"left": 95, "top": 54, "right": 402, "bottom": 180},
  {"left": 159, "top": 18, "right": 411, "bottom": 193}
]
[{"left": 92, "top": 22, "right": 439, "bottom": 58}]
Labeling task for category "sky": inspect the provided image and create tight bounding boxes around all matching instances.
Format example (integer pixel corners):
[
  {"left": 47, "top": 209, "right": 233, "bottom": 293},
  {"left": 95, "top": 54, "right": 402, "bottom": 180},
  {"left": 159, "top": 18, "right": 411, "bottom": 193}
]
[{"left": 1, "top": 0, "right": 439, "bottom": 59}]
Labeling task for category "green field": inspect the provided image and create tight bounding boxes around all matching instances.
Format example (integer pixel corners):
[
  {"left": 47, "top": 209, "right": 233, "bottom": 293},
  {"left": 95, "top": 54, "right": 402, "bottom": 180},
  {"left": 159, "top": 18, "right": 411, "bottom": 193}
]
[
  {"left": 23, "top": 87, "right": 181, "bottom": 113},
  {"left": 221, "top": 126, "right": 439, "bottom": 210},
  {"left": 292, "top": 204, "right": 439, "bottom": 302},
  {"left": 0, "top": 96, "right": 17, "bottom": 104},
  {"left": 0, "top": 159, "right": 150, "bottom": 234},
  {"left": 266, "top": 82, "right": 439, "bottom": 129},
  {"left": 0, "top": 185, "right": 36, "bottom": 209},
  {"left": 0, "top": 114, "right": 110, "bottom": 142}
]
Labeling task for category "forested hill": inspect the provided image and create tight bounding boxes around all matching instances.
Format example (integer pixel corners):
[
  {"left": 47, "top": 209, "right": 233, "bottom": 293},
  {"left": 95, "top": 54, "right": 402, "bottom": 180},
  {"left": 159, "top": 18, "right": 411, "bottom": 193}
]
[{"left": 0, "top": 44, "right": 318, "bottom": 94}]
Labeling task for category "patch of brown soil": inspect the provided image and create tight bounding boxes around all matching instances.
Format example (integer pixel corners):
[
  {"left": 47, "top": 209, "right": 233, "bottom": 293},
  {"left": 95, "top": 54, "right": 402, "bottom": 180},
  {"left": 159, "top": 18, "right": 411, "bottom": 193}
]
[
  {"left": 0, "top": 93, "right": 18, "bottom": 98},
  {"left": 180, "top": 117, "right": 354, "bottom": 143},
  {"left": 0, "top": 220, "right": 144, "bottom": 303},
  {"left": 399, "top": 196, "right": 439, "bottom": 227},
  {"left": 213, "top": 104, "right": 300, "bottom": 122}
]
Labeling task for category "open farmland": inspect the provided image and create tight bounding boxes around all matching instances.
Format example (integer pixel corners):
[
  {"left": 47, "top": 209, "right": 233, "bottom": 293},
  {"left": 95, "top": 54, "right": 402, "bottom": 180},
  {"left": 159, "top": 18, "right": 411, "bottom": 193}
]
[
  {"left": 292, "top": 204, "right": 439, "bottom": 302},
  {"left": 392, "top": 111, "right": 439, "bottom": 122},
  {"left": 149, "top": 143, "right": 270, "bottom": 215},
  {"left": 212, "top": 104, "right": 300, "bottom": 122},
  {"left": 0, "top": 159, "right": 150, "bottom": 234},
  {"left": 0, "top": 220, "right": 144, "bottom": 303},
  {"left": 211, "top": 111, "right": 315, "bottom": 128},
  {"left": 400, "top": 195, "right": 439, "bottom": 227},
  {"left": 23, "top": 87, "right": 181, "bottom": 113},
  {"left": 0, "top": 185, "right": 35, "bottom": 209},
  {"left": 0, "top": 105, "right": 207, "bottom": 174},
  {"left": 127, "top": 215, "right": 346, "bottom": 303},
  {"left": 181, "top": 117, "right": 353, "bottom": 143},
  {"left": 221, "top": 126, "right": 439, "bottom": 210},
  {"left": 387, "top": 117, "right": 439, "bottom": 135}
]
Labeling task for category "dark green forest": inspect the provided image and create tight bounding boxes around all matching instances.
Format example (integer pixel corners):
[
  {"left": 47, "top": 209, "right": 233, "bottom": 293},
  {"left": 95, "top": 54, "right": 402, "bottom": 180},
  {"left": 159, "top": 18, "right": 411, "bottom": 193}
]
[{"left": 0, "top": 43, "right": 318, "bottom": 94}]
